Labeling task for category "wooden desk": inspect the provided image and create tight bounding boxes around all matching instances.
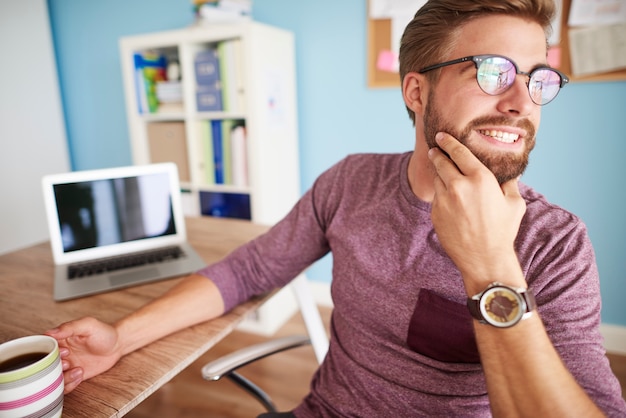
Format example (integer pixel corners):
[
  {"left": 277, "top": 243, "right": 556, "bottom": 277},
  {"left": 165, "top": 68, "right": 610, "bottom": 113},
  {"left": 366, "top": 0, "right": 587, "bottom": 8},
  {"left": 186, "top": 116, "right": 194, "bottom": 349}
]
[{"left": 0, "top": 216, "right": 270, "bottom": 417}]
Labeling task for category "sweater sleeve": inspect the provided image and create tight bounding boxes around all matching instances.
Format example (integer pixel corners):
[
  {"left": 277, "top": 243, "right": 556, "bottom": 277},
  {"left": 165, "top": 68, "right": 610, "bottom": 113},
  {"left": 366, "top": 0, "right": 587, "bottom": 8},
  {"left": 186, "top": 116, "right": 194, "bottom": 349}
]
[
  {"left": 195, "top": 158, "right": 344, "bottom": 312},
  {"left": 518, "top": 196, "right": 626, "bottom": 416}
]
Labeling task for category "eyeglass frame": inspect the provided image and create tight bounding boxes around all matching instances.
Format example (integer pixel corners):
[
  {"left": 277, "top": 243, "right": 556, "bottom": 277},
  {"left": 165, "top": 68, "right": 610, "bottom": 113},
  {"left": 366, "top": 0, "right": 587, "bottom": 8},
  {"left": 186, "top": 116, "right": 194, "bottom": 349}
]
[{"left": 418, "top": 54, "right": 570, "bottom": 105}]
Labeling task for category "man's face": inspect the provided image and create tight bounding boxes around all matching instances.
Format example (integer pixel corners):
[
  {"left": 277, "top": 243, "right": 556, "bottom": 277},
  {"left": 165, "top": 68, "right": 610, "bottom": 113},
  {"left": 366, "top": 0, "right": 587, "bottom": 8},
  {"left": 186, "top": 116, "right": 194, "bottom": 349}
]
[
  {"left": 423, "top": 87, "right": 536, "bottom": 184},
  {"left": 421, "top": 15, "right": 546, "bottom": 184}
]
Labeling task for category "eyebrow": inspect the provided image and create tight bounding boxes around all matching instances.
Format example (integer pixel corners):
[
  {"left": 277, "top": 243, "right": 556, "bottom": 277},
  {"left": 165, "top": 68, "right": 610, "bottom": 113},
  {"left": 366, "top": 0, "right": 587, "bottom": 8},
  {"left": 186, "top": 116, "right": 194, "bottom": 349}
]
[
  {"left": 530, "top": 61, "right": 552, "bottom": 71},
  {"left": 456, "top": 59, "right": 476, "bottom": 75}
]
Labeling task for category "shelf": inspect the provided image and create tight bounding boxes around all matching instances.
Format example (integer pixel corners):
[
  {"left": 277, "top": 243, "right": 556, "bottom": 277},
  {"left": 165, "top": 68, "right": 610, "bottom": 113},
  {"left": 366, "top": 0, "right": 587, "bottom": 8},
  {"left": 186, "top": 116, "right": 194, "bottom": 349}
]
[
  {"left": 196, "top": 183, "right": 251, "bottom": 194},
  {"left": 142, "top": 112, "right": 186, "bottom": 122},
  {"left": 120, "top": 22, "right": 301, "bottom": 226},
  {"left": 120, "top": 22, "right": 305, "bottom": 336},
  {"left": 194, "top": 111, "right": 247, "bottom": 121}
]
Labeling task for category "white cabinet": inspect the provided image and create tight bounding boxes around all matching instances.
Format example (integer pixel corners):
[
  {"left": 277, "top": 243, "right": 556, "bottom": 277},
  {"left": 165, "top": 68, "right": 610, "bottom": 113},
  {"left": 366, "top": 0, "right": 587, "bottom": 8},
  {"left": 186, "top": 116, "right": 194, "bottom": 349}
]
[
  {"left": 119, "top": 22, "right": 300, "bottom": 226},
  {"left": 119, "top": 22, "right": 301, "bottom": 334}
]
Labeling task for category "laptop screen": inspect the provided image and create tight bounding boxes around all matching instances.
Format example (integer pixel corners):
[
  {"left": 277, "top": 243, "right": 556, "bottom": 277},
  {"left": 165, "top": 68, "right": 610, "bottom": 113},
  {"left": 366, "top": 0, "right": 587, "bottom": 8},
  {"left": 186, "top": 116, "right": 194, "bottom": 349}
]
[
  {"left": 43, "top": 163, "right": 188, "bottom": 265},
  {"left": 53, "top": 173, "right": 175, "bottom": 254}
]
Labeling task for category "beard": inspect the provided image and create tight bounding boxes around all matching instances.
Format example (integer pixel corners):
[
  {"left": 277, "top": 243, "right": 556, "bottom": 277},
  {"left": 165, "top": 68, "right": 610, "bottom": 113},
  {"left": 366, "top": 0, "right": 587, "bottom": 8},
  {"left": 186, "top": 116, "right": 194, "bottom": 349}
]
[{"left": 423, "top": 90, "right": 536, "bottom": 184}]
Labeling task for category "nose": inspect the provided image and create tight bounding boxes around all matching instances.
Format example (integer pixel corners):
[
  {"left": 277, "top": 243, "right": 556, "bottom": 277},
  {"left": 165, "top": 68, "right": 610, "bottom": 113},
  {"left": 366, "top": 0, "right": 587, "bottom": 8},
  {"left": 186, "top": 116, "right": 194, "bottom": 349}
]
[{"left": 496, "top": 74, "right": 536, "bottom": 116}]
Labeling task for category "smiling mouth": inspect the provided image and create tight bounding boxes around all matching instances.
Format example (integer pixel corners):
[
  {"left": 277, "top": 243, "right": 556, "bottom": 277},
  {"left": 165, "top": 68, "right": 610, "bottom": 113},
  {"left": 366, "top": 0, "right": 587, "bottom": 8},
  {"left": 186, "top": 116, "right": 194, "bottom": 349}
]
[{"left": 477, "top": 129, "right": 520, "bottom": 144}]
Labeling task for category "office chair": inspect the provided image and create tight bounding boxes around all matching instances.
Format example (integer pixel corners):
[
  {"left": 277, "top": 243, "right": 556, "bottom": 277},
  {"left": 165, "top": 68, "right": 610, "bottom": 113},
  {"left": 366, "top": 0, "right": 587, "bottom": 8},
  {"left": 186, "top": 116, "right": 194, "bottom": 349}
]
[{"left": 201, "top": 274, "right": 329, "bottom": 412}]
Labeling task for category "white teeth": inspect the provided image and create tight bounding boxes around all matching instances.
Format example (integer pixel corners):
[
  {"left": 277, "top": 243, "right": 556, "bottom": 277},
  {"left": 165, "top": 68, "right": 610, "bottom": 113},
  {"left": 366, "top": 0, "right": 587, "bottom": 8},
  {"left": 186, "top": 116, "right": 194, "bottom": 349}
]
[{"left": 478, "top": 129, "right": 519, "bottom": 143}]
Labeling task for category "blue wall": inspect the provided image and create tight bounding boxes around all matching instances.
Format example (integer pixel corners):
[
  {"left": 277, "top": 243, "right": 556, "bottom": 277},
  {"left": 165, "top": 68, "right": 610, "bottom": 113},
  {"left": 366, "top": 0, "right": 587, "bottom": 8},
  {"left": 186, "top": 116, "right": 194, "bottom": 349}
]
[{"left": 48, "top": 0, "right": 625, "bottom": 326}]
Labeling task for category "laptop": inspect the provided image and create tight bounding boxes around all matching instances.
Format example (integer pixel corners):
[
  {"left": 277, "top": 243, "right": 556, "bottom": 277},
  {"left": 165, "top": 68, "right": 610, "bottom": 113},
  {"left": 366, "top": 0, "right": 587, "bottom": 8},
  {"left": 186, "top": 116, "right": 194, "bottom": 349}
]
[{"left": 42, "top": 162, "right": 206, "bottom": 301}]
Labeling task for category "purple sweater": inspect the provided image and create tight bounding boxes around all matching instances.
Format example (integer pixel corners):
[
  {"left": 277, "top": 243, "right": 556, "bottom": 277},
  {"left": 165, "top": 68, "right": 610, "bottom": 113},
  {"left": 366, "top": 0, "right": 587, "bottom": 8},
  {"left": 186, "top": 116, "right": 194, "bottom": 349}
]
[{"left": 199, "top": 152, "right": 626, "bottom": 417}]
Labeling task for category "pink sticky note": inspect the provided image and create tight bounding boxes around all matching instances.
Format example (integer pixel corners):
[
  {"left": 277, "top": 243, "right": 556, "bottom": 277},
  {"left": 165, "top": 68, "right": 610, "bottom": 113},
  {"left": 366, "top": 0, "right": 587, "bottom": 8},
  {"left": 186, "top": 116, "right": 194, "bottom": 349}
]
[
  {"left": 547, "top": 47, "right": 561, "bottom": 69},
  {"left": 377, "top": 50, "right": 398, "bottom": 72}
]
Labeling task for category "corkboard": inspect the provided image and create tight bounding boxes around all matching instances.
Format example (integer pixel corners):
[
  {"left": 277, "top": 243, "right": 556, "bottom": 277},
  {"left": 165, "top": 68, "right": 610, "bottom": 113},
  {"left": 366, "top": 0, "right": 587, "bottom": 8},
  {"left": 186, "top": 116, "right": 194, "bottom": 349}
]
[
  {"left": 367, "top": 0, "right": 626, "bottom": 88},
  {"left": 367, "top": 17, "right": 400, "bottom": 88},
  {"left": 556, "top": 0, "right": 626, "bottom": 82}
]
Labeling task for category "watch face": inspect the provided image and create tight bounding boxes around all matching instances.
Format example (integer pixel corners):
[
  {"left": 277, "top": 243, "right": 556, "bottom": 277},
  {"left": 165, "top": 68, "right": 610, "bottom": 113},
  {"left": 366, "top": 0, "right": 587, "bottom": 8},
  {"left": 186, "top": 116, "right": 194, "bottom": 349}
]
[{"left": 479, "top": 286, "right": 525, "bottom": 328}]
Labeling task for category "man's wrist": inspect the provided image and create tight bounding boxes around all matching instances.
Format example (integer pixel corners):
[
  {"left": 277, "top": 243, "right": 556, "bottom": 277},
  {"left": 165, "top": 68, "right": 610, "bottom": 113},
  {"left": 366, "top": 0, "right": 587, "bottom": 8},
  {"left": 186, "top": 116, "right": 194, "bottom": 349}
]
[{"left": 461, "top": 256, "right": 526, "bottom": 297}]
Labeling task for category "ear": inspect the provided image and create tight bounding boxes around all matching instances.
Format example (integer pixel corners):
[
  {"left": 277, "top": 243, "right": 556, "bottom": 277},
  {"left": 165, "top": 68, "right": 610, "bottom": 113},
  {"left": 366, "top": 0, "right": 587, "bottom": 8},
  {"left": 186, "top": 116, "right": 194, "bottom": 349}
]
[{"left": 402, "top": 72, "right": 428, "bottom": 117}]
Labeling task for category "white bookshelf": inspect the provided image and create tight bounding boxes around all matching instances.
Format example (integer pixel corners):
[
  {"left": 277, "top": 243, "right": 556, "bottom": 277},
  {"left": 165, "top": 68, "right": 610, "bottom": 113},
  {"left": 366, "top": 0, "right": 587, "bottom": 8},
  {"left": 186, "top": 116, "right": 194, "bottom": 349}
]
[{"left": 119, "top": 22, "right": 301, "bottom": 334}]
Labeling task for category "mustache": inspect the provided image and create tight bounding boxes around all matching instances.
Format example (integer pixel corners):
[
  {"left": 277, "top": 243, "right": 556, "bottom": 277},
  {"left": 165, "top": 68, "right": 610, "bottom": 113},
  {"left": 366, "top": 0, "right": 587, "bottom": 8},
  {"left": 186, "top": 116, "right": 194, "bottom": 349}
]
[{"left": 465, "top": 116, "right": 536, "bottom": 139}]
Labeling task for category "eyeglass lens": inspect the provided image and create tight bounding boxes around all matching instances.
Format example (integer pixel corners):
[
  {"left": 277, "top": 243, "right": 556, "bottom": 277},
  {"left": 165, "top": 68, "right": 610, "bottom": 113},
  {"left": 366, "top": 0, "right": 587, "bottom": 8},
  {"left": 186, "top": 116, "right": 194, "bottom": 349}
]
[{"left": 476, "top": 57, "right": 562, "bottom": 105}]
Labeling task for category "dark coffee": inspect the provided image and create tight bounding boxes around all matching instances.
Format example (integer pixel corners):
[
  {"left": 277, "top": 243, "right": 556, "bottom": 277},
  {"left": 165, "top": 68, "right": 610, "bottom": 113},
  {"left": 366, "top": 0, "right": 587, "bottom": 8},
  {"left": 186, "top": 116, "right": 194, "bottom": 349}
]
[{"left": 0, "top": 352, "right": 48, "bottom": 373}]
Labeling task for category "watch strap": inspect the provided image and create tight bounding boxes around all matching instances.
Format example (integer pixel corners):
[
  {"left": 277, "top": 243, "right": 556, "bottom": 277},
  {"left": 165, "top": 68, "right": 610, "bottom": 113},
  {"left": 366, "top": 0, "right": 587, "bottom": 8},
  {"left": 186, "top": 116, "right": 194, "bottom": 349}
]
[
  {"left": 467, "top": 296, "right": 482, "bottom": 322},
  {"left": 520, "top": 288, "right": 537, "bottom": 319}
]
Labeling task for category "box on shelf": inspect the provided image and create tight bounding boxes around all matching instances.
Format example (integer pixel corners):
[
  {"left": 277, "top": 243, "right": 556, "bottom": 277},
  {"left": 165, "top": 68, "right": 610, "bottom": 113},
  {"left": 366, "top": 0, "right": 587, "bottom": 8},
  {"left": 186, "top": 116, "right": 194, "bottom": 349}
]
[
  {"left": 156, "top": 80, "right": 183, "bottom": 103},
  {"left": 200, "top": 191, "right": 251, "bottom": 220},
  {"left": 195, "top": 48, "right": 223, "bottom": 111},
  {"left": 147, "top": 122, "right": 190, "bottom": 182},
  {"left": 196, "top": 83, "right": 223, "bottom": 112},
  {"left": 195, "top": 49, "right": 220, "bottom": 85}
]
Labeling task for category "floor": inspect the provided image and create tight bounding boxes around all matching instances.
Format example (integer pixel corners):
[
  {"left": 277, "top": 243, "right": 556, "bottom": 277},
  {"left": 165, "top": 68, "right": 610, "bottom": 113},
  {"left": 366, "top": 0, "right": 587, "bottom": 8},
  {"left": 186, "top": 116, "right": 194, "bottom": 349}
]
[{"left": 127, "top": 307, "right": 626, "bottom": 417}]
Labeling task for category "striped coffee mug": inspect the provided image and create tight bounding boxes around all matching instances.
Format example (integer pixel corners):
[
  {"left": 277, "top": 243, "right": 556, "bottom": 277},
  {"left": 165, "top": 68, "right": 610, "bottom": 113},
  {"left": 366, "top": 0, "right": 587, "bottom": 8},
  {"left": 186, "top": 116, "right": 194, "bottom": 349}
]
[{"left": 0, "top": 335, "right": 64, "bottom": 418}]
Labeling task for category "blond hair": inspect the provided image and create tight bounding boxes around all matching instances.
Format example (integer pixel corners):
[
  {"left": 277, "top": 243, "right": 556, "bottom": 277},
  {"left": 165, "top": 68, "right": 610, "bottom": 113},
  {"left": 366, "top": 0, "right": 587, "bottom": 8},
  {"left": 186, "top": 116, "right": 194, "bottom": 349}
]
[{"left": 399, "top": 0, "right": 556, "bottom": 123}]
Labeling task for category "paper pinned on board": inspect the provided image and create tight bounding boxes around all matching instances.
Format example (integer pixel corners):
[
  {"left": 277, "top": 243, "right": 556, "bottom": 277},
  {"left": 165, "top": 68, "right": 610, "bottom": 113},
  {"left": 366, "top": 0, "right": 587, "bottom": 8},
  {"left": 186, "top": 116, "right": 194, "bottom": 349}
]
[
  {"left": 549, "top": 0, "right": 563, "bottom": 45},
  {"left": 368, "top": 0, "right": 421, "bottom": 20},
  {"left": 568, "top": 22, "right": 626, "bottom": 76},
  {"left": 568, "top": 0, "right": 626, "bottom": 27}
]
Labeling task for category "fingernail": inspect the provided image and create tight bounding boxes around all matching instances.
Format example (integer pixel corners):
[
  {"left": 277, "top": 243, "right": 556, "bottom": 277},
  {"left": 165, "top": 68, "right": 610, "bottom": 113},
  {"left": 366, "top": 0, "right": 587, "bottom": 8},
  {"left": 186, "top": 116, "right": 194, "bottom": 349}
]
[
  {"left": 435, "top": 132, "right": 444, "bottom": 142},
  {"left": 69, "top": 368, "right": 83, "bottom": 380},
  {"left": 60, "top": 347, "right": 70, "bottom": 357}
]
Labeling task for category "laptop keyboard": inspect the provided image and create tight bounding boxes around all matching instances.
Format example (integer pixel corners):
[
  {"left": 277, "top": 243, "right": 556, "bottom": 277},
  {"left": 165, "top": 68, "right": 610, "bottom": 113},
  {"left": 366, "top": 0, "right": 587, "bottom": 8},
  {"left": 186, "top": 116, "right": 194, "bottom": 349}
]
[{"left": 68, "top": 246, "right": 185, "bottom": 279}]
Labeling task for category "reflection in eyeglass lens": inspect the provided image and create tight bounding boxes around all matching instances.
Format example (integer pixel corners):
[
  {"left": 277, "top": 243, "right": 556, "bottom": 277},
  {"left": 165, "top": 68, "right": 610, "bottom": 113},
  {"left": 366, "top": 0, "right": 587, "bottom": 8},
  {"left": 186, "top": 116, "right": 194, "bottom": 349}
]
[
  {"left": 478, "top": 57, "right": 561, "bottom": 105},
  {"left": 478, "top": 58, "right": 516, "bottom": 95}
]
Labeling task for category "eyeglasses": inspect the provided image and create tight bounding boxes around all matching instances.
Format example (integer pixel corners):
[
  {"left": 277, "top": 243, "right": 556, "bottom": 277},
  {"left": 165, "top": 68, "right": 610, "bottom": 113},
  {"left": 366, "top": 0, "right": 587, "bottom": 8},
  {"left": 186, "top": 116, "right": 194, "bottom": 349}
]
[{"left": 419, "top": 54, "right": 569, "bottom": 105}]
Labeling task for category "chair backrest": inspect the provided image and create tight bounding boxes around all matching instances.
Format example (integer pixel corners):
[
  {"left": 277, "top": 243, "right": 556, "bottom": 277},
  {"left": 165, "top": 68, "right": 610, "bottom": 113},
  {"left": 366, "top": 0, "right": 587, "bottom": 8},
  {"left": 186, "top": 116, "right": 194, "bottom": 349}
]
[{"left": 290, "top": 274, "right": 329, "bottom": 363}]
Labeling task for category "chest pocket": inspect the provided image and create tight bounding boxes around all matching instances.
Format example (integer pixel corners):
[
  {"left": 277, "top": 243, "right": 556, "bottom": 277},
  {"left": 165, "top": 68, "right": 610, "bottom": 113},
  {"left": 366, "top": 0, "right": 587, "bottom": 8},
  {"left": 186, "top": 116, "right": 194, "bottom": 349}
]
[{"left": 407, "top": 288, "right": 480, "bottom": 363}]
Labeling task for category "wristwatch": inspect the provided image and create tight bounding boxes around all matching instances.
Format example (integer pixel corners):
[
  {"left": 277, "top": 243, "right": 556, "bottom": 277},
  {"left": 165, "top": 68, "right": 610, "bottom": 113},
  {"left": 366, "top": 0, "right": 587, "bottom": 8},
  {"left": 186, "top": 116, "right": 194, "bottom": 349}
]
[{"left": 467, "top": 282, "right": 536, "bottom": 328}]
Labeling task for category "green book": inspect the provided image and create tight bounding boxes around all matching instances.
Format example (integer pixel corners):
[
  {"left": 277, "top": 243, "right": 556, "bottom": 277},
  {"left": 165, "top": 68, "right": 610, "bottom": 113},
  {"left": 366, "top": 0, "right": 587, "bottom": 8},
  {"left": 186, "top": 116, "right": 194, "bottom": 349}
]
[
  {"left": 199, "top": 121, "right": 215, "bottom": 185},
  {"left": 221, "top": 119, "right": 234, "bottom": 185}
]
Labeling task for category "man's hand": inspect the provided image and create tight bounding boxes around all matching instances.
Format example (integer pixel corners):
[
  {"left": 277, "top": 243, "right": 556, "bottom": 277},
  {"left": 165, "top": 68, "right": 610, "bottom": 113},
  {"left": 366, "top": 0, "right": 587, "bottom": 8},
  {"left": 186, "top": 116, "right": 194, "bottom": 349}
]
[
  {"left": 427, "top": 132, "right": 526, "bottom": 293},
  {"left": 45, "top": 317, "right": 122, "bottom": 394}
]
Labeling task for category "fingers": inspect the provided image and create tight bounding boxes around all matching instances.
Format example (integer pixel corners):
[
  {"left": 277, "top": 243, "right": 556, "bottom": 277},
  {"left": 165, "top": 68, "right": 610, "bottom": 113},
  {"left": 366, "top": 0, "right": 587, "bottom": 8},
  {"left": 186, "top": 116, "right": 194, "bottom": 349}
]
[
  {"left": 46, "top": 324, "right": 78, "bottom": 341},
  {"left": 501, "top": 177, "right": 522, "bottom": 198},
  {"left": 501, "top": 178, "right": 526, "bottom": 219},
  {"left": 428, "top": 132, "right": 482, "bottom": 181},
  {"left": 46, "top": 317, "right": 97, "bottom": 340},
  {"left": 62, "top": 368, "right": 84, "bottom": 394},
  {"left": 46, "top": 324, "right": 85, "bottom": 394}
]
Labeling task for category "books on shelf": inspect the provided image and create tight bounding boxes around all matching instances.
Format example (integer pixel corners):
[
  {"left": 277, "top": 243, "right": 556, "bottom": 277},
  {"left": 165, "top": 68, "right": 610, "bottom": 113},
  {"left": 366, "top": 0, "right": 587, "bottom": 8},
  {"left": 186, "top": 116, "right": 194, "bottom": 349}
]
[
  {"left": 134, "top": 52, "right": 183, "bottom": 114},
  {"left": 194, "top": 39, "right": 245, "bottom": 113},
  {"left": 217, "top": 39, "right": 245, "bottom": 113},
  {"left": 230, "top": 123, "right": 247, "bottom": 187},
  {"left": 198, "top": 120, "right": 215, "bottom": 185},
  {"left": 197, "top": 119, "right": 247, "bottom": 187},
  {"left": 210, "top": 119, "right": 225, "bottom": 183},
  {"left": 134, "top": 52, "right": 167, "bottom": 114}
]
